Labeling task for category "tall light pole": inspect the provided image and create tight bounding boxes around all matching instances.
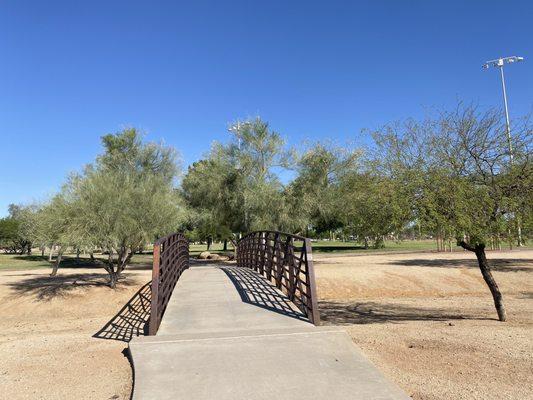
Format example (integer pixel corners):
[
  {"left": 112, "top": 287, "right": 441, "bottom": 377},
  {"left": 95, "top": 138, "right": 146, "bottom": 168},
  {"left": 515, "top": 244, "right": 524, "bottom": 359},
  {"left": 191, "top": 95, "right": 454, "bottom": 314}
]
[
  {"left": 482, "top": 55, "right": 525, "bottom": 246},
  {"left": 482, "top": 56, "right": 524, "bottom": 163}
]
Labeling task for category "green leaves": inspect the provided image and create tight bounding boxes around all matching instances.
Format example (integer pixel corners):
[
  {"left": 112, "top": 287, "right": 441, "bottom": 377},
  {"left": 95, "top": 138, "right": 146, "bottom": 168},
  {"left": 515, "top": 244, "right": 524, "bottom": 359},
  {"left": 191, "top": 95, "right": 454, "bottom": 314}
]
[{"left": 371, "top": 103, "right": 532, "bottom": 247}]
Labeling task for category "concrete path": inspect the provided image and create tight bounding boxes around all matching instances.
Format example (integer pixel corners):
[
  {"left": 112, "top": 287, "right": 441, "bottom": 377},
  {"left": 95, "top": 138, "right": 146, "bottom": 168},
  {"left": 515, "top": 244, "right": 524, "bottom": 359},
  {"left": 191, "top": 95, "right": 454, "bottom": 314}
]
[{"left": 129, "top": 263, "right": 411, "bottom": 400}]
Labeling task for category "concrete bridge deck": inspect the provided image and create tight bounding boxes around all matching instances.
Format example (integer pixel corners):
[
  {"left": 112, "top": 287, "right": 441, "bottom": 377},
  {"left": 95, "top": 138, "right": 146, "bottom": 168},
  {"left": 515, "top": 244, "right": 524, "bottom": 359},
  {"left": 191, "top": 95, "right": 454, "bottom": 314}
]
[{"left": 129, "top": 263, "right": 411, "bottom": 400}]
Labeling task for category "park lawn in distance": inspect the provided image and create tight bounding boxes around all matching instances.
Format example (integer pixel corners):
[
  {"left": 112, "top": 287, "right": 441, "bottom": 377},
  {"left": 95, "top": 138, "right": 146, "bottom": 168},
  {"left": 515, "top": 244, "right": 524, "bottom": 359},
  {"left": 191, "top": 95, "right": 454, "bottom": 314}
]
[
  {"left": 311, "top": 239, "right": 458, "bottom": 253},
  {"left": 0, "top": 252, "right": 154, "bottom": 272},
  {"left": 0, "top": 254, "right": 54, "bottom": 271},
  {"left": 189, "top": 239, "right": 462, "bottom": 256},
  {"left": 189, "top": 242, "right": 235, "bottom": 256}
]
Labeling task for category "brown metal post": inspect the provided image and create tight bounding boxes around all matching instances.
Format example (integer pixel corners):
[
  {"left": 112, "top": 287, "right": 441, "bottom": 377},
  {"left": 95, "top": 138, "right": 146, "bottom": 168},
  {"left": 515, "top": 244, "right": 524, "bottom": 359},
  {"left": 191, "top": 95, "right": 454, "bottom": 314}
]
[
  {"left": 304, "top": 238, "right": 320, "bottom": 325},
  {"left": 148, "top": 241, "right": 161, "bottom": 335},
  {"left": 286, "top": 237, "right": 295, "bottom": 301}
]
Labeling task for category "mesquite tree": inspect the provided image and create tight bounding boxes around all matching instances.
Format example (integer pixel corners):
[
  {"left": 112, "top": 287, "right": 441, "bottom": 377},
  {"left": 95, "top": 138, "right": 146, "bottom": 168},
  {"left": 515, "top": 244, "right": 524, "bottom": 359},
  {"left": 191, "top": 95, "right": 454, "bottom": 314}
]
[{"left": 373, "top": 104, "right": 532, "bottom": 321}]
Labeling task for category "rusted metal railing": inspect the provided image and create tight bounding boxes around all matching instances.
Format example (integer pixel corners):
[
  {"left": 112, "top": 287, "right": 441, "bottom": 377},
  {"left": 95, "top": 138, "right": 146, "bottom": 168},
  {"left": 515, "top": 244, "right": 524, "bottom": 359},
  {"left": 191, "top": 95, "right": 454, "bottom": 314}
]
[
  {"left": 148, "top": 232, "right": 189, "bottom": 335},
  {"left": 236, "top": 231, "right": 320, "bottom": 325}
]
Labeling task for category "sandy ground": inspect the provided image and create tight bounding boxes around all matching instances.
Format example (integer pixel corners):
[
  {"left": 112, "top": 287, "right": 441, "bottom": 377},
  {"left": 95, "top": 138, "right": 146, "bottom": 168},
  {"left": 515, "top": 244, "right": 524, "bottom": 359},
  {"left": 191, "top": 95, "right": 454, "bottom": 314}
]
[
  {"left": 0, "top": 266, "right": 152, "bottom": 400},
  {"left": 314, "top": 250, "right": 533, "bottom": 400},
  {"left": 0, "top": 249, "right": 531, "bottom": 399}
]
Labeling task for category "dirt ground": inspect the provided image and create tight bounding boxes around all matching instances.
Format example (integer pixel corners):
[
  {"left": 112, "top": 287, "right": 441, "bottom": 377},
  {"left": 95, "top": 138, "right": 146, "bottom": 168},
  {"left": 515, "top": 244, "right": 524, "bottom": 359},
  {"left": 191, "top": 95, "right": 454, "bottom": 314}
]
[
  {"left": 0, "top": 249, "right": 531, "bottom": 399},
  {"left": 315, "top": 250, "right": 533, "bottom": 400},
  {"left": 0, "top": 266, "right": 152, "bottom": 400}
]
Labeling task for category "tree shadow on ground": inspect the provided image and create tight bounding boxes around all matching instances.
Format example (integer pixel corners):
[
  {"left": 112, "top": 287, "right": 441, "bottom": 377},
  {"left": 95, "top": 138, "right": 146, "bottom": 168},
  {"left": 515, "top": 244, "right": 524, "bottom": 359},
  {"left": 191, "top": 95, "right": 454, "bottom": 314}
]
[
  {"left": 319, "top": 300, "right": 493, "bottom": 325},
  {"left": 220, "top": 266, "right": 308, "bottom": 322},
  {"left": 7, "top": 273, "right": 137, "bottom": 301},
  {"left": 11, "top": 255, "right": 105, "bottom": 269},
  {"left": 126, "top": 262, "right": 153, "bottom": 271},
  {"left": 93, "top": 281, "right": 152, "bottom": 342},
  {"left": 390, "top": 258, "right": 533, "bottom": 273},
  {"left": 313, "top": 245, "right": 367, "bottom": 253}
]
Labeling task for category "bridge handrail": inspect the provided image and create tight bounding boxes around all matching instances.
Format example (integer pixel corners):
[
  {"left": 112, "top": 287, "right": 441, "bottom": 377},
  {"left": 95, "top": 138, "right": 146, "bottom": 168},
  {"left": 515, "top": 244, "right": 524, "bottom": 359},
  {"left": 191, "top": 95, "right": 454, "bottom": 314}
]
[
  {"left": 236, "top": 231, "right": 320, "bottom": 325},
  {"left": 148, "top": 232, "right": 189, "bottom": 335}
]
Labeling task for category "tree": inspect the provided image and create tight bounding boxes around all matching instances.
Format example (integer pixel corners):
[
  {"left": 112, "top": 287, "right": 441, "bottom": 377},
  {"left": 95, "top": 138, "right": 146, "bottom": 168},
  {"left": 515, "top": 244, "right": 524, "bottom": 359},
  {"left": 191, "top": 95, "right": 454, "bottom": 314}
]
[
  {"left": 287, "top": 143, "right": 360, "bottom": 235},
  {"left": 42, "top": 193, "right": 79, "bottom": 275},
  {"left": 219, "top": 117, "right": 291, "bottom": 232},
  {"left": 372, "top": 104, "right": 532, "bottom": 321},
  {"left": 181, "top": 159, "right": 241, "bottom": 248},
  {"left": 0, "top": 204, "right": 32, "bottom": 254},
  {"left": 17, "top": 204, "right": 49, "bottom": 257},
  {"left": 339, "top": 172, "right": 410, "bottom": 248},
  {"left": 0, "top": 218, "right": 22, "bottom": 253},
  {"left": 183, "top": 117, "right": 292, "bottom": 244},
  {"left": 63, "top": 128, "right": 182, "bottom": 287}
]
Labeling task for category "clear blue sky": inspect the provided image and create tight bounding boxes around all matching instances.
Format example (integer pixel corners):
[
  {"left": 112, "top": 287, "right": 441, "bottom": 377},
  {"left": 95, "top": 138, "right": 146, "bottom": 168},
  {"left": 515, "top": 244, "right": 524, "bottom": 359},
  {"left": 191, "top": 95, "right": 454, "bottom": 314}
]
[{"left": 1, "top": 1, "right": 532, "bottom": 216}]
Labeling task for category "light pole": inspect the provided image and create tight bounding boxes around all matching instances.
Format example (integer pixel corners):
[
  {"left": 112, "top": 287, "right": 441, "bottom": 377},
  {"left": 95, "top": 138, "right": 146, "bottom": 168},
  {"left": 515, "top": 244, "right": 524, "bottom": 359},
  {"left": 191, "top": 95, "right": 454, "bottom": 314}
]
[
  {"left": 483, "top": 55, "right": 525, "bottom": 246},
  {"left": 482, "top": 56, "right": 524, "bottom": 163}
]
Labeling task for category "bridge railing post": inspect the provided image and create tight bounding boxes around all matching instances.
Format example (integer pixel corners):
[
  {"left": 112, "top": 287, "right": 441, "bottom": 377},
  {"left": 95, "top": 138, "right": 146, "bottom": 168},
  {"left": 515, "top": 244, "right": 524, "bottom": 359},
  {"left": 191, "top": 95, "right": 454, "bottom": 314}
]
[{"left": 148, "top": 242, "right": 161, "bottom": 335}]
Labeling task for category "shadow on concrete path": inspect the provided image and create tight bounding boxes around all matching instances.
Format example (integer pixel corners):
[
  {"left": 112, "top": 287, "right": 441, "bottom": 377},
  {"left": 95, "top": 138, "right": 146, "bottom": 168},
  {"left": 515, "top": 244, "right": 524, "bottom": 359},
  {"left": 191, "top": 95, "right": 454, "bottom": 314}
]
[{"left": 220, "top": 266, "right": 308, "bottom": 322}]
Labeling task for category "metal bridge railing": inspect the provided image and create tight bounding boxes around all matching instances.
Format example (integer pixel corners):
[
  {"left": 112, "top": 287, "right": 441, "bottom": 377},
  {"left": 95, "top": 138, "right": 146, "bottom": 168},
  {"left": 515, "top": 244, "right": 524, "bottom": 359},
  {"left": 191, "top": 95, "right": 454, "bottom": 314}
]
[
  {"left": 148, "top": 232, "right": 189, "bottom": 335},
  {"left": 236, "top": 231, "right": 320, "bottom": 325}
]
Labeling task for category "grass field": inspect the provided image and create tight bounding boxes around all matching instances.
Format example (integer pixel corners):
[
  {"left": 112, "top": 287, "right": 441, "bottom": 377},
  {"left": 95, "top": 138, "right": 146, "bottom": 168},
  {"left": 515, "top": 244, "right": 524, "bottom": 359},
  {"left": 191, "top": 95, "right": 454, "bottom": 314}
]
[
  {"left": 1, "top": 239, "right": 530, "bottom": 272},
  {"left": 0, "top": 253, "right": 153, "bottom": 272},
  {"left": 190, "top": 239, "right": 459, "bottom": 254}
]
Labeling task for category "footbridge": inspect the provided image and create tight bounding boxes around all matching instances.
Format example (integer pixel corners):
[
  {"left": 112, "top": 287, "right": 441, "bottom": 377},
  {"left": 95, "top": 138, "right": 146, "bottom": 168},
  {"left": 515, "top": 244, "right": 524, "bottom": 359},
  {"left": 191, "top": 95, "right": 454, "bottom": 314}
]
[{"left": 129, "top": 231, "right": 410, "bottom": 400}]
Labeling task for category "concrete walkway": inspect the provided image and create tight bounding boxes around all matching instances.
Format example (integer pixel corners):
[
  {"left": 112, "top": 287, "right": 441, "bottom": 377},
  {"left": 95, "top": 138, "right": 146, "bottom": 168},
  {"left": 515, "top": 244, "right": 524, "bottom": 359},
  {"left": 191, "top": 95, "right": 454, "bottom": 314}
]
[{"left": 129, "top": 263, "right": 411, "bottom": 400}]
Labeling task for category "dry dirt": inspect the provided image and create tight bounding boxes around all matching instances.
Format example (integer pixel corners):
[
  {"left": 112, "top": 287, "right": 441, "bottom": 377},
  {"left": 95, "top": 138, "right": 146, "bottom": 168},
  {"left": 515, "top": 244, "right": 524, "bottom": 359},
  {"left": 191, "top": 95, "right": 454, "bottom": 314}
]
[
  {"left": 314, "top": 250, "right": 533, "bottom": 400},
  {"left": 0, "top": 266, "right": 152, "bottom": 400},
  {"left": 0, "top": 249, "right": 531, "bottom": 399}
]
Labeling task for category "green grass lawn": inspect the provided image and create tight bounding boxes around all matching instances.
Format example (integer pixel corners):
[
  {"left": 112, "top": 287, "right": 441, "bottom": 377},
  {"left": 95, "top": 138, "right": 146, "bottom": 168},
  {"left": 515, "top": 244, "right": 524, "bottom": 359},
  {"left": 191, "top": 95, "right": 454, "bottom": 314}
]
[
  {"left": 0, "top": 252, "right": 154, "bottom": 272},
  {"left": 2, "top": 239, "right": 529, "bottom": 271},
  {"left": 310, "top": 239, "right": 451, "bottom": 253},
  {"left": 0, "top": 254, "right": 53, "bottom": 271}
]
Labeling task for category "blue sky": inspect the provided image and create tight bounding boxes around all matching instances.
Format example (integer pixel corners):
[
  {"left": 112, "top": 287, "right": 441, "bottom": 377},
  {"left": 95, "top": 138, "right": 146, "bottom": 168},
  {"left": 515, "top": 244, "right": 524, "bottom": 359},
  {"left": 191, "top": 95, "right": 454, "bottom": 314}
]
[{"left": 1, "top": 1, "right": 532, "bottom": 216}]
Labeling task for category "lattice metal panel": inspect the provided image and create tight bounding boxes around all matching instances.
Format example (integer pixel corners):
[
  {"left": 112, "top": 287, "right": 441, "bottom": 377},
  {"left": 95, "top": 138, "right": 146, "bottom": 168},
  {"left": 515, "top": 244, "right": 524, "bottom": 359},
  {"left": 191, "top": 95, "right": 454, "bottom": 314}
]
[
  {"left": 148, "top": 232, "right": 189, "bottom": 335},
  {"left": 236, "top": 231, "right": 320, "bottom": 325}
]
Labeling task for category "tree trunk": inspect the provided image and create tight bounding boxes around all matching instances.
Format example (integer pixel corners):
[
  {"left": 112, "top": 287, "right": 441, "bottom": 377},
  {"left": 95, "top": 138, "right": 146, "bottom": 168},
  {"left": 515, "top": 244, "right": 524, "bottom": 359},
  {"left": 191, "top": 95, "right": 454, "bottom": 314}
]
[
  {"left": 108, "top": 271, "right": 119, "bottom": 288},
  {"left": 207, "top": 237, "right": 212, "bottom": 251},
  {"left": 364, "top": 237, "right": 369, "bottom": 250},
  {"left": 50, "top": 247, "right": 63, "bottom": 277},
  {"left": 460, "top": 241, "right": 506, "bottom": 322},
  {"left": 223, "top": 240, "right": 228, "bottom": 251},
  {"left": 517, "top": 216, "right": 524, "bottom": 247},
  {"left": 90, "top": 252, "right": 95, "bottom": 262},
  {"left": 229, "top": 236, "right": 239, "bottom": 259},
  {"left": 48, "top": 246, "right": 54, "bottom": 262}
]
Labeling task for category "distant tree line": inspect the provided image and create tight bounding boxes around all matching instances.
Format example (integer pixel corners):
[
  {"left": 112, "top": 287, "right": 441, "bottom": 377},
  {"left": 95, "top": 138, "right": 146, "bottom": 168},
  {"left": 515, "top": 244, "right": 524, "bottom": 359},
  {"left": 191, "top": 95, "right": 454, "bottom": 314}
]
[{"left": 1, "top": 103, "right": 531, "bottom": 320}]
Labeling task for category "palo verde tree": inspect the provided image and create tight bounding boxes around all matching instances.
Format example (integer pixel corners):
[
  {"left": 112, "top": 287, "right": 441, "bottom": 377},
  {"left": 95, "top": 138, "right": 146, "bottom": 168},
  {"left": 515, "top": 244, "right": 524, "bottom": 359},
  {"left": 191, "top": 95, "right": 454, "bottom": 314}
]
[
  {"left": 181, "top": 159, "right": 239, "bottom": 249},
  {"left": 0, "top": 204, "right": 33, "bottom": 254},
  {"left": 183, "top": 117, "right": 291, "bottom": 244},
  {"left": 220, "top": 117, "right": 291, "bottom": 232},
  {"left": 65, "top": 128, "right": 182, "bottom": 287}
]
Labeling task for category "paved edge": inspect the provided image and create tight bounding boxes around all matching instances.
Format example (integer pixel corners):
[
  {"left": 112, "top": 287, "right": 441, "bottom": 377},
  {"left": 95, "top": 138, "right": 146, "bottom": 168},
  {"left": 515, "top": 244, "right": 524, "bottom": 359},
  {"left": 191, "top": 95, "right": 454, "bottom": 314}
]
[{"left": 129, "top": 328, "right": 411, "bottom": 400}]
